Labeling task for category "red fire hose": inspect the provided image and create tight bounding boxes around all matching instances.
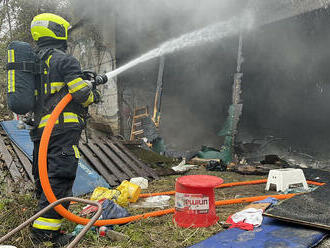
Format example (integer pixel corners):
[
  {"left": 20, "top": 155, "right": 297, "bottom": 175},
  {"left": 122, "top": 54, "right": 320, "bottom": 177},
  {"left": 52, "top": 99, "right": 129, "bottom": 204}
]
[{"left": 38, "top": 93, "right": 324, "bottom": 226}]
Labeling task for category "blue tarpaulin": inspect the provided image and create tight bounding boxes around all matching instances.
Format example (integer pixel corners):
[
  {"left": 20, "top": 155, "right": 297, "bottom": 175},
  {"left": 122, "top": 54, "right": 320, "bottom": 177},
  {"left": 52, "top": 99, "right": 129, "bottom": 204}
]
[
  {"left": 189, "top": 217, "right": 327, "bottom": 248},
  {"left": 0, "top": 120, "right": 109, "bottom": 196}
]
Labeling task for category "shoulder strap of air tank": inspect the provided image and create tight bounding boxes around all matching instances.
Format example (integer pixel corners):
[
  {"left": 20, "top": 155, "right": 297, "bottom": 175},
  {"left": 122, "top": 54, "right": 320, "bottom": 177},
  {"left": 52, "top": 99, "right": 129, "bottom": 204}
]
[{"left": 33, "top": 48, "right": 54, "bottom": 128}]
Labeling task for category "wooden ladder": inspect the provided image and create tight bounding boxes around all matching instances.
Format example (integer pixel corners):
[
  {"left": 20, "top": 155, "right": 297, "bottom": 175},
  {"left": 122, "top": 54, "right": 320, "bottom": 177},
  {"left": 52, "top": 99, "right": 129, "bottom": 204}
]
[{"left": 130, "top": 106, "right": 149, "bottom": 141}]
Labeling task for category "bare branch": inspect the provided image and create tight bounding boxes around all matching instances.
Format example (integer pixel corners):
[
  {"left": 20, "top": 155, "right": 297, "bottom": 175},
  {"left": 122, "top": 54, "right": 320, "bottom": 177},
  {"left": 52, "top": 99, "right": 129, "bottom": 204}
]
[{"left": 4, "top": 0, "right": 13, "bottom": 39}]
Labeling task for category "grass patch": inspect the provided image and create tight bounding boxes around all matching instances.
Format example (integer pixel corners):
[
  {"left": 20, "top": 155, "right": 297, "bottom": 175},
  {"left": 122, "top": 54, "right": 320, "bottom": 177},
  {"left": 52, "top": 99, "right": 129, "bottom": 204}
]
[
  {"left": 0, "top": 168, "right": 269, "bottom": 248},
  {"left": 126, "top": 146, "right": 177, "bottom": 168}
]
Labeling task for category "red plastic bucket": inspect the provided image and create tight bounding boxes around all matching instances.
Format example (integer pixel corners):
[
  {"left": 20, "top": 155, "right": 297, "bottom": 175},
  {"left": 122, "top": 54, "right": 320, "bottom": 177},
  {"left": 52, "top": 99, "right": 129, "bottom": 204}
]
[{"left": 174, "top": 175, "right": 223, "bottom": 228}]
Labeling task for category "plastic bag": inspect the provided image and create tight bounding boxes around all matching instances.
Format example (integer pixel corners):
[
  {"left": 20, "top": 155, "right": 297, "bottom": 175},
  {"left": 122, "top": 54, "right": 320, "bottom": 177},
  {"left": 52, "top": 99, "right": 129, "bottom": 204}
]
[
  {"left": 131, "top": 195, "right": 171, "bottom": 209},
  {"left": 172, "top": 159, "right": 199, "bottom": 172},
  {"left": 90, "top": 187, "right": 128, "bottom": 207},
  {"left": 90, "top": 187, "right": 120, "bottom": 201},
  {"left": 115, "top": 187, "right": 130, "bottom": 207},
  {"left": 80, "top": 199, "right": 106, "bottom": 216},
  {"left": 90, "top": 180, "right": 141, "bottom": 207},
  {"left": 130, "top": 177, "right": 148, "bottom": 189},
  {"left": 117, "top": 180, "right": 141, "bottom": 203},
  {"left": 100, "top": 199, "right": 130, "bottom": 220}
]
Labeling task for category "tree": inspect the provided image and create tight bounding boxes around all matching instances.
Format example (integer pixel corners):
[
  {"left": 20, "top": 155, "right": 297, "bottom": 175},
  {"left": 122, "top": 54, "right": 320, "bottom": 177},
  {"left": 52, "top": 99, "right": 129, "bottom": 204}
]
[{"left": 0, "top": 0, "right": 72, "bottom": 87}]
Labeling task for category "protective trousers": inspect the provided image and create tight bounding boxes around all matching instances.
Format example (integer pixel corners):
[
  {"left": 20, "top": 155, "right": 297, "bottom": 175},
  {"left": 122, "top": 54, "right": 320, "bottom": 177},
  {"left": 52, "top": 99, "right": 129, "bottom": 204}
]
[{"left": 32, "top": 129, "right": 81, "bottom": 232}]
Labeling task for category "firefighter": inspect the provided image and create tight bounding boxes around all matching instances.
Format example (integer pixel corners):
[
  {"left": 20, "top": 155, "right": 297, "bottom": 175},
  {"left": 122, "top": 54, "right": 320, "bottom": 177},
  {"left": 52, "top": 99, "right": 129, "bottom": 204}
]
[{"left": 29, "top": 13, "right": 101, "bottom": 246}]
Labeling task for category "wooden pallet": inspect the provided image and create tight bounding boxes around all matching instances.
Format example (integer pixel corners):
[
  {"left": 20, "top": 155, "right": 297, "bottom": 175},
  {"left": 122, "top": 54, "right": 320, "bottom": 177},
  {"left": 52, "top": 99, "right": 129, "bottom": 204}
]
[
  {"left": 79, "top": 136, "right": 159, "bottom": 187},
  {"left": 0, "top": 129, "right": 158, "bottom": 189}
]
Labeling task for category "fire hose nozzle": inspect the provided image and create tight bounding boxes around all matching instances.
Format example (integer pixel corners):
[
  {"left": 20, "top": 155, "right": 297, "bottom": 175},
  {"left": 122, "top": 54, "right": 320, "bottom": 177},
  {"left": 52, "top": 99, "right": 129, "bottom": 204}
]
[{"left": 95, "top": 74, "right": 108, "bottom": 86}]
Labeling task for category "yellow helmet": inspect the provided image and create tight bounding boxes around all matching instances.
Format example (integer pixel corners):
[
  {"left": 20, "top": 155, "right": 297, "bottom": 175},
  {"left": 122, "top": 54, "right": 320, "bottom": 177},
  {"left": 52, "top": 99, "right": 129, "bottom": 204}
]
[{"left": 31, "top": 13, "right": 70, "bottom": 41}]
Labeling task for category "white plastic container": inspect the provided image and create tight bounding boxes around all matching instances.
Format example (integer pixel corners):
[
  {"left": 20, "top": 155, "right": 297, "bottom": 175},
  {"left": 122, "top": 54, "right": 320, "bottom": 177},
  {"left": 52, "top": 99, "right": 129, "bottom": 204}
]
[
  {"left": 130, "top": 177, "right": 148, "bottom": 189},
  {"left": 265, "top": 168, "right": 308, "bottom": 192}
]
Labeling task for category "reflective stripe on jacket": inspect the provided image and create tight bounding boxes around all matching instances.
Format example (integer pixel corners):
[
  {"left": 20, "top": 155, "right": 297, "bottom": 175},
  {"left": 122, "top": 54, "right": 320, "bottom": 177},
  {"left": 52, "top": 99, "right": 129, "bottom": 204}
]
[
  {"left": 32, "top": 217, "right": 63, "bottom": 231},
  {"left": 38, "top": 112, "right": 80, "bottom": 128},
  {"left": 30, "top": 48, "right": 96, "bottom": 140}
]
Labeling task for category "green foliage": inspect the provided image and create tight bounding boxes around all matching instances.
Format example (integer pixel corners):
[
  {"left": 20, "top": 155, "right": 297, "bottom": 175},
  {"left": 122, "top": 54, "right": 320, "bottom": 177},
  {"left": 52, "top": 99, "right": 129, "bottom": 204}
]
[{"left": 0, "top": 0, "right": 73, "bottom": 87}]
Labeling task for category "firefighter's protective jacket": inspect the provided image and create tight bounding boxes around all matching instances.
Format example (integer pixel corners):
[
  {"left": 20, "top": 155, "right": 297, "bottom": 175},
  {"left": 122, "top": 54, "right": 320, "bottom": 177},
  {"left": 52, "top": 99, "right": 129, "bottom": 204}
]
[{"left": 30, "top": 48, "right": 96, "bottom": 140}]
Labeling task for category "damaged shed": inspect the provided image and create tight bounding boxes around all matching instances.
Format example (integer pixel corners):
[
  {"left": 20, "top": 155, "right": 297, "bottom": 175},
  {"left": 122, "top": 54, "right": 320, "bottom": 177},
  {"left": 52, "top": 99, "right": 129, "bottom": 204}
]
[
  {"left": 1, "top": 1, "right": 330, "bottom": 248},
  {"left": 110, "top": 0, "right": 330, "bottom": 167}
]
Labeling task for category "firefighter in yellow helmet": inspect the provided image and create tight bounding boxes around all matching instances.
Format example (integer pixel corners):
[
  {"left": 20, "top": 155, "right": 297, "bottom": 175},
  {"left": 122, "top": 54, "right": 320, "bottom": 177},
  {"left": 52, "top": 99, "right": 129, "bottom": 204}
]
[{"left": 29, "top": 13, "right": 100, "bottom": 246}]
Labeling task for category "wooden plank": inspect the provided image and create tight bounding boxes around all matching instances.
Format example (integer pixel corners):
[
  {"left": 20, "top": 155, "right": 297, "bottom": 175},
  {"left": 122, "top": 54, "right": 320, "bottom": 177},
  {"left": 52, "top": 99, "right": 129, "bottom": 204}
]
[
  {"left": 152, "top": 56, "right": 165, "bottom": 127},
  {"left": 243, "top": 202, "right": 271, "bottom": 212},
  {"left": 83, "top": 141, "right": 127, "bottom": 182},
  {"left": 0, "top": 136, "right": 22, "bottom": 182},
  {"left": 110, "top": 137, "right": 159, "bottom": 179},
  {"left": 190, "top": 157, "right": 221, "bottom": 164},
  {"left": 12, "top": 144, "right": 34, "bottom": 183},
  {"left": 93, "top": 138, "right": 136, "bottom": 179},
  {"left": 132, "top": 130, "right": 144, "bottom": 135},
  {"left": 263, "top": 212, "right": 330, "bottom": 231},
  {"left": 101, "top": 137, "right": 149, "bottom": 178},
  {"left": 133, "top": 114, "right": 148, "bottom": 120},
  {"left": 79, "top": 143, "right": 118, "bottom": 186}
]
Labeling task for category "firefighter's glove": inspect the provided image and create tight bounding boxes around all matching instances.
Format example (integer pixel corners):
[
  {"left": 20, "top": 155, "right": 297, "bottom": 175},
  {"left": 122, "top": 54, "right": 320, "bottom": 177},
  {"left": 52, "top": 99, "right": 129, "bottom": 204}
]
[{"left": 93, "top": 89, "right": 102, "bottom": 104}]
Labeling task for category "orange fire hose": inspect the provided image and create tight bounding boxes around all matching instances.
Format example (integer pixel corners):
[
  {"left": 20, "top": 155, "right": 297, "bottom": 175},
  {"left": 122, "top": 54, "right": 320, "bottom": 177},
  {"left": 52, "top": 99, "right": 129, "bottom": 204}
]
[
  {"left": 38, "top": 93, "right": 325, "bottom": 226},
  {"left": 139, "top": 179, "right": 324, "bottom": 198},
  {"left": 215, "top": 193, "right": 296, "bottom": 206},
  {"left": 139, "top": 180, "right": 268, "bottom": 198}
]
